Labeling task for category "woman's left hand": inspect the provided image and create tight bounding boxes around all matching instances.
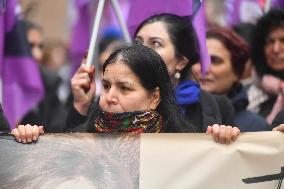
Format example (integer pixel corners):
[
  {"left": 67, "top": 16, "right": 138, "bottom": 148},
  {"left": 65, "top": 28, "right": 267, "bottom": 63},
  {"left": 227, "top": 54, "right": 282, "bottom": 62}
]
[
  {"left": 206, "top": 124, "right": 240, "bottom": 144},
  {"left": 272, "top": 124, "right": 284, "bottom": 132}
]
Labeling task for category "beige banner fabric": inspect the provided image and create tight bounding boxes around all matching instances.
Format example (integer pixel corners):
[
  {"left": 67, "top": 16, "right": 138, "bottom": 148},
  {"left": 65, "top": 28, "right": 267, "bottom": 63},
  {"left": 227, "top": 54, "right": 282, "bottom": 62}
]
[{"left": 140, "top": 132, "right": 284, "bottom": 189}]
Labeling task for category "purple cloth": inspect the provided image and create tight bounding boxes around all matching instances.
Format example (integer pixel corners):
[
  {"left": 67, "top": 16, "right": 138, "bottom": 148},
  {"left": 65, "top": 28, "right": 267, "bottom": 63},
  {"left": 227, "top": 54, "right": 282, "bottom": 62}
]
[
  {"left": 3, "top": 57, "right": 44, "bottom": 129},
  {"left": 0, "top": 0, "right": 44, "bottom": 129},
  {"left": 272, "top": 0, "right": 284, "bottom": 7},
  {"left": 127, "top": 0, "right": 192, "bottom": 38},
  {"left": 69, "top": 0, "right": 91, "bottom": 76},
  {"left": 192, "top": 0, "right": 211, "bottom": 75}
]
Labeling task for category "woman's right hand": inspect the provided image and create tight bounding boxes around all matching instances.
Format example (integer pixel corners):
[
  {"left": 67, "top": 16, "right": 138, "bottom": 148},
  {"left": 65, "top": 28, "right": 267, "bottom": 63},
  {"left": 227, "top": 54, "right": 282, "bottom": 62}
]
[
  {"left": 71, "top": 59, "right": 96, "bottom": 115},
  {"left": 11, "top": 124, "right": 44, "bottom": 143}
]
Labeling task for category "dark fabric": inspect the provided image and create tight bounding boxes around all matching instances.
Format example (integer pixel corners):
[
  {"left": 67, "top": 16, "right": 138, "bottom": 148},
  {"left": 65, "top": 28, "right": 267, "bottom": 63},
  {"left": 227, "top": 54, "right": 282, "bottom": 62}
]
[
  {"left": 20, "top": 66, "right": 68, "bottom": 132},
  {"left": 94, "top": 109, "right": 162, "bottom": 133},
  {"left": 258, "top": 96, "right": 277, "bottom": 118},
  {"left": 0, "top": 104, "right": 10, "bottom": 132},
  {"left": 271, "top": 109, "right": 284, "bottom": 129},
  {"left": 228, "top": 83, "right": 270, "bottom": 132},
  {"left": 183, "top": 90, "right": 235, "bottom": 133}
]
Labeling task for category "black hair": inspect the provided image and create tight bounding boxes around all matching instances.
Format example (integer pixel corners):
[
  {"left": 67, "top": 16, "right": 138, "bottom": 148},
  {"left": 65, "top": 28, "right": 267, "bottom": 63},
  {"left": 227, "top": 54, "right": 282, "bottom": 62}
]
[
  {"left": 233, "top": 23, "right": 256, "bottom": 46},
  {"left": 103, "top": 43, "right": 195, "bottom": 132},
  {"left": 251, "top": 8, "right": 284, "bottom": 79},
  {"left": 134, "top": 13, "right": 199, "bottom": 82}
]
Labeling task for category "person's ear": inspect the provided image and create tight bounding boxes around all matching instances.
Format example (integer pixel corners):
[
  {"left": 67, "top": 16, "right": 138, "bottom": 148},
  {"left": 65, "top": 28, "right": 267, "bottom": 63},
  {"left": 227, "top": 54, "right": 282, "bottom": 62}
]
[
  {"left": 175, "top": 56, "right": 189, "bottom": 72},
  {"left": 149, "top": 87, "right": 161, "bottom": 110}
]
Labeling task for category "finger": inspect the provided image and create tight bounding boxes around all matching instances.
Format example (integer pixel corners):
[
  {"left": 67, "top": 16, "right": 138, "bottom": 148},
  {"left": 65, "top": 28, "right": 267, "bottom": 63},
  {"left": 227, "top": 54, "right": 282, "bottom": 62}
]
[
  {"left": 11, "top": 128, "right": 21, "bottom": 142},
  {"left": 25, "top": 124, "right": 33, "bottom": 143},
  {"left": 32, "top": 126, "right": 40, "bottom": 141},
  {"left": 206, "top": 126, "right": 212, "bottom": 134},
  {"left": 39, "top": 126, "right": 44, "bottom": 134},
  {"left": 225, "top": 126, "right": 233, "bottom": 145},
  {"left": 218, "top": 125, "right": 226, "bottom": 144},
  {"left": 232, "top": 127, "right": 240, "bottom": 142},
  {"left": 17, "top": 125, "right": 27, "bottom": 143},
  {"left": 72, "top": 78, "right": 91, "bottom": 89},
  {"left": 86, "top": 82, "right": 96, "bottom": 99},
  {"left": 273, "top": 124, "right": 284, "bottom": 132},
  {"left": 211, "top": 124, "right": 220, "bottom": 143}
]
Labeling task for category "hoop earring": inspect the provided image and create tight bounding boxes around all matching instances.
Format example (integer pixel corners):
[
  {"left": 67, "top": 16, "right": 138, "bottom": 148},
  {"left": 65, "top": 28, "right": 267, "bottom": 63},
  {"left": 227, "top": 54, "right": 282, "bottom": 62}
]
[{"left": 174, "top": 72, "right": 181, "bottom": 80}]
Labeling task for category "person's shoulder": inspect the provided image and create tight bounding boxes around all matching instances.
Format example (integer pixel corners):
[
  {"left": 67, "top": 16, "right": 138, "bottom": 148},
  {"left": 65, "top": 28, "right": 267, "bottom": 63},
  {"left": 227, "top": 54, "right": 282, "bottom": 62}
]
[
  {"left": 200, "top": 90, "right": 232, "bottom": 108},
  {"left": 235, "top": 110, "right": 270, "bottom": 131}
]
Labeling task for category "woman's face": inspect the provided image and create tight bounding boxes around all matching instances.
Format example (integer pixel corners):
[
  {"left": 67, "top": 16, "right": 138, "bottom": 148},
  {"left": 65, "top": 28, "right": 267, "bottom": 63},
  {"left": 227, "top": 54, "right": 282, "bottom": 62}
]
[
  {"left": 99, "top": 61, "right": 159, "bottom": 113},
  {"left": 192, "top": 38, "right": 237, "bottom": 95},
  {"left": 264, "top": 27, "right": 284, "bottom": 71},
  {"left": 135, "top": 22, "right": 185, "bottom": 78},
  {"left": 27, "top": 28, "right": 44, "bottom": 63}
]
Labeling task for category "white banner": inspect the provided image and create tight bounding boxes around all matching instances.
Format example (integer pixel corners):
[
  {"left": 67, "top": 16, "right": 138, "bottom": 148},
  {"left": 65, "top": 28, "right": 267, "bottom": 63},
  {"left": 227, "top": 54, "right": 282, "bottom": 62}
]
[
  {"left": 140, "top": 132, "right": 284, "bottom": 189},
  {"left": 0, "top": 132, "right": 283, "bottom": 188}
]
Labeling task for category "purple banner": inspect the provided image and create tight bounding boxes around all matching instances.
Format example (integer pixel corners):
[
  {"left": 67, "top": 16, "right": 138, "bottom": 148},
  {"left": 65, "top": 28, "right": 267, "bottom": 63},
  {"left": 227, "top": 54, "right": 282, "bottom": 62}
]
[{"left": 127, "top": 0, "right": 192, "bottom": 38}]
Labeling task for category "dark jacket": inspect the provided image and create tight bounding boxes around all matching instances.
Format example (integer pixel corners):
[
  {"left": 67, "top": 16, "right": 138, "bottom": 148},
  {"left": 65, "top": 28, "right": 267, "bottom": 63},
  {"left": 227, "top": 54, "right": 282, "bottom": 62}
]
[
  {"left": 20, "top": 66, "right": 68, "bottom": 132},
  {"left": 228, "top": 84, "right": 270, "bottom": 132},
  {"left": 66, "top": 91, "right": 235, "bottom": 133},
  {"left": 0, "top": 103, "right": 10, "bottom": 132},
  {"left": 271, "top": 109, "right": 284, "bottom": 129},
  {"left": 183, "top": 91, "right": 235, "bottom": 132}
]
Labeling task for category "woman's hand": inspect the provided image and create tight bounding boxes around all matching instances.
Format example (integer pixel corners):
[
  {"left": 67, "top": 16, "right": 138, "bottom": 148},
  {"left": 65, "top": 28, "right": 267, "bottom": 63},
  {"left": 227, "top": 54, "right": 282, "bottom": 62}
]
[
  {"left": 11, "top": 124, "right": 44, "bottom": 143},
  {"left": 272, "top": 124, "right": 284, "bottom": 132},
  {"left": 206, "top": 124, "right": 240, "bottom": 144},
  {"left": 71, "top": 59, "right": 96, "bottom": 115}
]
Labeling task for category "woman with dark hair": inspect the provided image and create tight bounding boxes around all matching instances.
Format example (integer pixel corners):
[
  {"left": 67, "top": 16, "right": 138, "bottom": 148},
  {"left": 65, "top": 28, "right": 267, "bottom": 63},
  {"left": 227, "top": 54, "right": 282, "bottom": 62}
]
[
  {"left": 12, "top": 43, "right": 240, "bottom": 144},
  {"left": 192, "top": 27, "right": 270, "bottom": 132},
  {"left": 247, "top": 8, "right": 284, "bottom": 125},
  {"left": 134, "top": 13, "right": 235, "bottom": 133}
]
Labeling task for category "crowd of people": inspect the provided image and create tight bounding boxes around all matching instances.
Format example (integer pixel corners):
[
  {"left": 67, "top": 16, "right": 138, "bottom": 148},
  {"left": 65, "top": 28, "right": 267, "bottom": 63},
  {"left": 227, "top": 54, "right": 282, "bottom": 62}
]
[{"left": 0, "top": 7, "right": 284, "bottom": 144}]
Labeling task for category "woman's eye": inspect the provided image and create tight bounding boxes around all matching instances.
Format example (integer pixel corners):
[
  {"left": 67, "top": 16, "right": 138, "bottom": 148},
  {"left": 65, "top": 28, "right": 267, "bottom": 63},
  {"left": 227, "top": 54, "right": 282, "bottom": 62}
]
[
  {"left": 152, "top": 41, "right": 161, "bottom": 48},
  {"left": 210, "top": 56, "right": 223, "bottom": 65},
  {"left": 121, "top": 86, "right": 130, "bottom": 91},
  {"left": 102, "top": 83, "right": 110, "bottom": 91}
]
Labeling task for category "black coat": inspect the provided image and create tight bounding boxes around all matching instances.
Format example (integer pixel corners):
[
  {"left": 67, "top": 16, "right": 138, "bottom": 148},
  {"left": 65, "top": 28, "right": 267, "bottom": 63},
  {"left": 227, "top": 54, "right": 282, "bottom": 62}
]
[
  {"left": 20, "top": 66, "right": 68, "bottom": 132},
  {"left": 183, "top": 91, "right": 235, "bottom": 133},
  {"left": 271, "top": 109, "right": 284, "bottom": 129},
  {"left": 0, "top": 103, "right": 10, "bottom": 132}
]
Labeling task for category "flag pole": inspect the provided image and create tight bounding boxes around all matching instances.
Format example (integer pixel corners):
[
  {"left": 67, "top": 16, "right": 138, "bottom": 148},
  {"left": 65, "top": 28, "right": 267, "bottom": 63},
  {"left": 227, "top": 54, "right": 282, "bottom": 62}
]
[
  {"left": 264, "top": 0, "right": 272, "bottom": 13},
  {"left": 85, "top": 0, "right": 106, "bottom": 68},
  {"left": 110, "top": 0, "right": 131, "bottom": 43}
]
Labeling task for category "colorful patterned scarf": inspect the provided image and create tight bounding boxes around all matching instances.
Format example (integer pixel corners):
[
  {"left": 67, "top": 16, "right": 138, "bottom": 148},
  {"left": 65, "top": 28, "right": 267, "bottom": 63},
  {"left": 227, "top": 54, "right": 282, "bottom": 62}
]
[{"left": 94, "top": 109, "right": 163, "bottom": 133}]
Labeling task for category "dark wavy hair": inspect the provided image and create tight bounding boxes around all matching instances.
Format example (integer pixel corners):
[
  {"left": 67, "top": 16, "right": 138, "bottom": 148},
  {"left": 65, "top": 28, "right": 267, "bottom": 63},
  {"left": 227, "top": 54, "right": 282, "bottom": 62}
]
[
  {"left": 134, "top": 13, "right": 199, "bottom": 82},
  {"left": 103, "top": 43, "right": 195, "bottom": 132},
  {"left": 251, "top": 8, "right": 284, "bottom": 79},
  {"left": 207, "top": 27, "right": 250, "bottom": 79}
]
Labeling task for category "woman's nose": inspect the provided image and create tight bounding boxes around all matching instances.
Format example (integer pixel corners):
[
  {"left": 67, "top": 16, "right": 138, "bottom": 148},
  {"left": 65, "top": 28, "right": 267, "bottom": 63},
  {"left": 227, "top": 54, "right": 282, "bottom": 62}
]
[{"left": 106, "top": 87, "right": 118, "bottom": 104}]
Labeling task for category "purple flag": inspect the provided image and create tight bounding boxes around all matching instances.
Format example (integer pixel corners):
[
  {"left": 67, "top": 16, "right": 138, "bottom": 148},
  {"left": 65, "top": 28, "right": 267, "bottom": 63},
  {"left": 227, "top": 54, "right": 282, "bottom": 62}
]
[
  {"left": 272, "top": 0, "right": 284, "bottom": 8},
  {"left": 127, "top": 0, "right": 192, "bottom": 38},
  {"left": 192, "top": 0, "right": 211, "bottom": 75},
  {"left": 0, "top": 0, "right": 44, "bottom": 129},
  {"left": 69, "top": 0, "right": 91, "bottom": 76}
]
